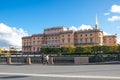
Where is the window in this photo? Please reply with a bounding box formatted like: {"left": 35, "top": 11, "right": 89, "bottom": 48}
{"left": 68, "top": 34, "right": 70, "bottom": 37}
{"left": 90, "top": 33, "right": 92, "bottom": 36}
{"left": 37, "top": 47, "right": 39, "bottom": 51}
{"left": 33, "top": 41, "right": 35, "bottom": 45}
{"left": 80, "top": 38, "right": 83, "bottom": 43}
{"left": 98, "top": 37, "right": 101, "bottom": 43}
{"left": 85, "top": 38, "right": 88, "bottom": 43}
{"left": 80, "top": 34, "right": 82, "bottom": 37}
{"left": 90, "top": 38, "right": 93, "bottom": 43}
{"left": 99, "top": 33, "right": 101, "bottom": 36}
{"left": 33, "top": 37, "right": 35, "bottom": 40}
{"left": 33, "top": 47, "right": 35, "bottom": 51}
{"left": 75, "top": 39, "right": 78, "bottom": 43}
{"left": 52, "top": 37, "right": 54, "bottom": 39}
{"left": 68, "top": 38, "right": 70, "bottom": 44}
{"left": 55, "top": 37, "right": 57, "bottom": 39}
{"left": 30, "top": 42, "right": 32, "bottom": 46}
{"left": 62, "top": 39, "right": 64, "bottom": 43}
{"left": 52, "top": 40, "right": 54, "bottom": 43}
{"left": 109, "top": 38, "right": 112, "bottom": 44}
{"left": 38, "top": 41, "right": 40, "bottom": 44}
{"left": 76, "top": 35, "right": 78, "bottom": 37}
{"left": 104, "top": 38, "right": 106, "bottom": 43}
{"left": 109, "top": 41, "right": 111, "bottom": 44}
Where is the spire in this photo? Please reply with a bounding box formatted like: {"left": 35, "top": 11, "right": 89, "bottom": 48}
{"left": 95, "top": 15, "right": 98, "bottom": 29}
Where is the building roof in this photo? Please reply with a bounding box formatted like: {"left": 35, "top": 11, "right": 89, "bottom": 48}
{"left": 75, "top": 28, "right": 103, "bottom": 34}
{"left": 44, "top": 26, "right": 65, "bottom": 31}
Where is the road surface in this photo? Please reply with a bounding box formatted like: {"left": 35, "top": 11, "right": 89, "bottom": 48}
{"left": 0, "top": 64, "right": 120, "bottom": 80}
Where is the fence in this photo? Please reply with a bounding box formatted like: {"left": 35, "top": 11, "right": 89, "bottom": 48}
{"left": 0, "top": 53, "right": 120, "bottom": 65}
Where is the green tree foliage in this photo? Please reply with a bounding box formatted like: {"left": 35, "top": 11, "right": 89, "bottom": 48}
{"left": 117, "top": 44, "right": 120, "bottom": 52}
{"left": 41, "top": 47, "right": 61, "bottom": 54}
{"left": 109, "top": 46, "right": 117, "bottom": 52}
{"left": 83, "top": 46, "right": 91, "bottom": 53}
{"left": 101, "top": 46, "right": 109, "bottom": 53}
{"left": 40, "top": 45, "right": 120, "bottom": 55}
{"left": 61, "top": 47, "right": 68, "bottom": 53}
{"left": 75, "top": 46, "right": 84, "bottom": 53}
{"left": 67, "top": 46, "right": 75, "bottom": 53}
{"left": 0, "top": 48, "right": 2, "bottom": 53}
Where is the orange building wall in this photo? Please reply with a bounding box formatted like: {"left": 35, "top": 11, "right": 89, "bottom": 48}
{"left": 22, "top": 27, "right": 117, "bottom": 53}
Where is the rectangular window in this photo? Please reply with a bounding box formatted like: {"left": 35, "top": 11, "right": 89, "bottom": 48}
{"left": 68, "top": 38, "right": 70, "bottom": 44}
{"left": 52, "top": 37, "right": 54, "bottom": 39}
{"left": 104, "top": 38, "right": 106, "bottom": 43}
{"left": 33, "top": 41, "right": 35, "bottom": 45}
{"left": 52, "top": 40, "right": 54, "bottom": 43}
{"left": 80, "top": 38, "right": 83, "bottom": 43}
{"left": 62, "top": 39, "right": 64, "bottom": 43}
{"left": 76, "top": 39, "right": 78, "bottom": 43}
{"left": 85, "top": 38, "right": 87, "bottom": 43}
{"left": 38, "top": 41, "right": 39, "bottom": 44}
{"left": 90, "top": 38, "right": 93, "bottom": 43}
{"left": 98, "top": 37, "right": 101, "bottom": 43}
{"left": 55, "top": 37, "right": 57, "bottom": 39}
{"left": 76, "top": 35, "right": 78, "bottom": 37}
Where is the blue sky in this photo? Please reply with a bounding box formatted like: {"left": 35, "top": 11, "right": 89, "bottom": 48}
{"left": 0, "top": 0, "right": 120, "bottom": 48}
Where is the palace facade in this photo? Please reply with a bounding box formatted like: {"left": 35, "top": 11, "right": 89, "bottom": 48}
{"left": 22, "top": 17, "right": 117, "bottom": 53}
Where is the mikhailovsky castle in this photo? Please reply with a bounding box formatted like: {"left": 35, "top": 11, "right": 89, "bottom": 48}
{"left": 22, "top": 16, "right": 117, "bottom": 53}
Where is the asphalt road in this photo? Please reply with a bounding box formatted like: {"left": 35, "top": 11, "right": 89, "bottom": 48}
{"left": 0, "top": 64, "right": 120, "bottom": 80}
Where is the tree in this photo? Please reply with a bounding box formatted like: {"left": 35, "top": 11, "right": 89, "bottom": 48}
{"left": 75, "top": 46, "right": 84, "bottom": 53}
{"left": 117, "top": 44, "right": 120, "bottom": 52}
{"left": 101, "top": 46, "right": 109, "bottom": 53}
{"left": 84, "top": 46, "right": 91, "bottom": 53}
{"left": 61, "top": 47, "right": 68, "bottom": 53}
{"left": 0, "top": 48, "right": 2, "bottom": 53}
{"left": 67, "top": 46, "right": 75, "bottom": 53}
{"left": 109, "top": 46, "right": 117, "bottom": 52}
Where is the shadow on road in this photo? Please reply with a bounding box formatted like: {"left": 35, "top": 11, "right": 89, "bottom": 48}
{"left": 0, "top": 75, "right": 29, "bottom": 79}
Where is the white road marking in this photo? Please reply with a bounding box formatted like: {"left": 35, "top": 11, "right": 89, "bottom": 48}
{"left": 0, "top": 72, "right": 120, "bottom": 79}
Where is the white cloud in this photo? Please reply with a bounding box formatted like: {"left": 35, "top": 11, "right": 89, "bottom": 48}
{"left": 69, "top": 26, "right": 77, "bottom": 31}
{"left": 104, "top": 13, "right": 110, "bottom": 16}
{"left": 69, "top": 24, "right": 92, "bottom": 31}
{"left": 117, "top": 37, "right": 120, "bottom": 44}
{"left": 0, "top": 23, "right": 28, "bottom": 48}
{"left": 78, "top": 24, "right": 93, "bottom": 30}
{"left": 103, "top": 32, "right": 110, "bottom": 35}
{"left": 111, "top": 5, "right": 120, "bottom": 13}
{"left": 108, "top": 16, "right": 120, "bottom": 21}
